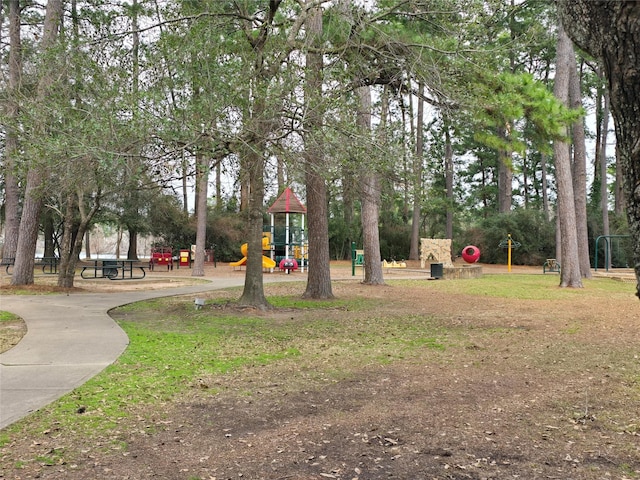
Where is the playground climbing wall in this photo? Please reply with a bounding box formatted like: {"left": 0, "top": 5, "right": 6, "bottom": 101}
{"left": 420, "top": 239, "right": 454, "bottom": 268}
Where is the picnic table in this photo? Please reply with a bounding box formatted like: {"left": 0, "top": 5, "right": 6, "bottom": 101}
{"left": 80, "top": 259, "right": 146, "bottom": 280}
{"left": 1, "top": 256, "right": 58, "bottom": 275}
{"left": 37, "top": 256, "right": 59, "bottom": 274}
{"left": 1, "top": 257, "right": 14, "bottom": 275}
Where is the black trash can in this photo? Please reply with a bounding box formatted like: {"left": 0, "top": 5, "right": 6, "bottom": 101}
{"left": 430, "top": 263, "right": 443, "bottom": 279}
{"left": 102, "top": 260, "right": 119, "bottom": 279}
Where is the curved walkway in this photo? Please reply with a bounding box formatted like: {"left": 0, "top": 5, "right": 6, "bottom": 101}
{"left": 0, "top": 277, "right": 249, "bottom": 430}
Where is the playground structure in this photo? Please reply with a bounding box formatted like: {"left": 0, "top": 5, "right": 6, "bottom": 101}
{"left": 149, "top": 245, "right": 205, "bottom": 270}
{"left": 230, "top": 187, "right": 307, "bottom": 272}
{"left": 419, "top": 239, "right": 454, "bottom": 269}
{"left": 229, "top": 235, "right": 277, "bottom": 269}
{"left": 419, "top": 238, "right": 482, "bottom": 279}
{"left": 351, "top": 243, "right": 364, "bottom": 276}
{"left": 383, "top": 259, "right": 407, "bottom": 269}
{"left": 266, "top": 187, "right": 307, "bottom": 271}
{"left": 461, "top": 245, "right": 481, "bottom": 263}
{"left": 498, "top": 234, "right": 521, "bottom": 272}
{"left": 149, "top": 246, "right": 173, "bottom": 270}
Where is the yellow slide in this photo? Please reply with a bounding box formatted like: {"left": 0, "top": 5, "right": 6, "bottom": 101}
{"left": 230, "top": 240, "right": 276, "bottom": 269}
{"left": 228, "top": 246, "right": 247, "bottom": 267}
{"left": 262, "top": 256, "right": 276, "bottom": 269}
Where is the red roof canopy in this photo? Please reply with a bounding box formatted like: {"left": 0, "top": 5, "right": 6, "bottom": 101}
{"left": 267, "top": 187, "right": 306, "bottom": 214}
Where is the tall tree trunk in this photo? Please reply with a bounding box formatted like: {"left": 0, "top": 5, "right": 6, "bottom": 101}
{"left": 57, "top": 188, "right": 100, "bottom": 288}
{"left": 127, "top": 230, "right": 138, "bottom": 260}
{"left": 57, "top": 193, "right": 77, "bottom": 288}
{"left": 553, "top": 19, "right": 583, "bottom": 289}
{"left": 601, "top": 81, "right": 624, "bottom": 217}
{"left": 555, "top": 211, "right": 562, "bottom": 266}
{"left": 115, "top": 227, "right": 122, "bottom": 259}
{"left": 277, "top": 158, "right": 286, "bottom": 192}
{"left": 238, "top": 141, "right": 268, "bottom": 308}
{"left": 2, "top": 0, "right": 22, "bottom": 264}
{"left": 11, "top": 0, "right": 63, "bottom": 285}
{"left": 239, "top": 82, "right": 250, "bottom": 215}
{"left": 182, "top": 153, "right": 189, "bottom": 214}
{"left": 236, "top": 0, "right": 291, "bottom": 307}
{"left": 237, "top": 92, "right": 269, "bottom": 308}
{"left": 594, "top": 66, "right": 605, "bottom": 189}
{"left": 42, "top": 211, "right": 55, "bottom": 258}
{"left": 409, "top": 84, "right": 424, "bottom": 261}
{"left": 501, "top": 0, "right": 515, "bottom": 215}
{"left": 13, "top": 170, "right": 45, "bottom": 286}
{"left": 337, "top": 0, "right": 356, "bottom": 259}
{"left": 614, "top": 144, "right": 625, "bottom": 216}
{"left": 85, "top": 230, "right": 91, "bottom": 259}
{"left": 541, "top": 153, "right": 550, "bottom": 222}
{"left": 559, "top": 0, "right": 640, "bottom": 298}
{"left": 569, "top": 55, "right": 592, "bottom": 278}
{"left": 358, "top": 86, "right": 384, "bottom": 285}
{"left": 192, "top": 152, "right": 209, "bottom": 277}
{"left": 599, "top": 88, "right": 612, "bottom": 269}
{"left": 401, "top": 92, "right": 413, "bottom": 226}
{"left": 342, "top": 165, "right": 356, "bottom": 258}
{"left": 216, "top": 160, "right": 222, "bottom": 211}
{"left": 239, "top": 179, "right": 249, "bottom": 213}
{"left": 522, "top": 154, "right": 529, "bottom": 209}
{"left": 127, "top": 0, "right": 141, "bottom": 265}
{"left": 497, "top": 125, "right": 513, "bottom": 213}
{"left": 444, "top": 123, "right": 454, "bottom": 241}
{"left": 361, "top": 172, "right": 383, "bottom": 284}
{"left": 303, "top": 0, "right": 333, "bottom": 299}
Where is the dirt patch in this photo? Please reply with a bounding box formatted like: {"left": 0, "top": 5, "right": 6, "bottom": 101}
{"left": 105, "top": 282, "right": 639, "bottom": 480}
{"left": 0, "top": 317, "right": 26, "bottom": 354}
{"left": 0, "top": 283, "right": 88, "bottom": 294}
{"left": 1, "top": 266, "right": 639, "bottom": 479}
{"left": 0, "top": 271, "right": 208, "bottom": 295}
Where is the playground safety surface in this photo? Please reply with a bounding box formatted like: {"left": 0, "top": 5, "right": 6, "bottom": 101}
{"left": 1, "top": 261, "right": 638, "bottom": 479}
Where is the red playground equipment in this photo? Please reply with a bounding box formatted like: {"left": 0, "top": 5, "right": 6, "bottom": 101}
{"left": 150, "top": 246, "right": 173, "bottom": 270}
{"left": 461, "top": 245, "right": 481, "bottom": 263}
{"left": 279, "top": 257, "right": 298, "bottom": 274}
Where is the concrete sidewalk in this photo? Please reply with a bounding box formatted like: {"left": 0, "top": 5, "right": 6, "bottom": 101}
{"left": 0, "top": 277, "right": 249, "bottom": 430}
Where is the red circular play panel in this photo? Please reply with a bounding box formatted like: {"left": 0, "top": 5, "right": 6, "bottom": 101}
{"left": 279, "top": 258, "right": 298, "bottom": 271}
{"left": 462, "top": 245, "right": 481, "bottom": 263}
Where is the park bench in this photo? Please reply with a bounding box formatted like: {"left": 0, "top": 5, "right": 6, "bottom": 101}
{"left": 80, "top": 260, "right": 146, "bottom": 280}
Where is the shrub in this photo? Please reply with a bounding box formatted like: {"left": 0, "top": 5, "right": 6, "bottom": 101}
{"left": 459, "top": 209, "right": 555, "bottom": 265}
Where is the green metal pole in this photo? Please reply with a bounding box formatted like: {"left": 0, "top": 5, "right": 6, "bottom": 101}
{"left": 351, "top": 241, "right": 356, "bottom": 276}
